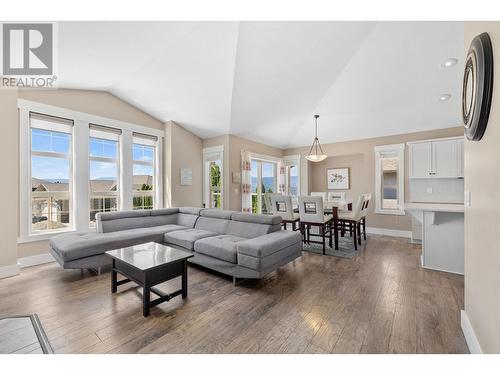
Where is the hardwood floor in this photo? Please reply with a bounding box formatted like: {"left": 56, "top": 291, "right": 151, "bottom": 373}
{"left": 0, "top": 235, "right": 468, "bottom": 354}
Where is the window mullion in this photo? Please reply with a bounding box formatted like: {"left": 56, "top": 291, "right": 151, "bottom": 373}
{"left": 121, "top": 130, "right": 134, "bottom": 211}
{"left": 73, "top": 120, "right": 89, "bottom": 231}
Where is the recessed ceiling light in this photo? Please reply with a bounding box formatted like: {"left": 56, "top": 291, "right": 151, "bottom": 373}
{"left": 439, "top": 94, "right": 452, "bottom": 101}
{"left": 441, "top": 58, "right": 458, "bottom": 68}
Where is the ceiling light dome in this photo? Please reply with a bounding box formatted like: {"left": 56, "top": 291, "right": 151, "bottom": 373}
{"left": 305, "top": 115, "right": 328, "bottom": 162}
{"left": 441, "top": 58, "right": 458, "bottom": 68}
{"left": 439, "top": 94, "right": 452, "bottom": 101}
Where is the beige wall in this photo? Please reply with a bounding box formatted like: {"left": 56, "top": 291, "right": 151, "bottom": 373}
{"left": 285, "top": 127, "right": 463, "bottom": 231}
{"left": 463, "top": 22, "right": 500, "bottom": 353}
{"left": 18, "top": 89, "right": 163, "bottom": 130}
{"left": 165, "top": 121, "right": 203, "bottom": 208}
{"left": 0, "top": 89, "right": 19, "bottom": 268}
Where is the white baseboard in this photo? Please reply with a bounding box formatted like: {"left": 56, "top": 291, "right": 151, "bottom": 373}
{"left": 18, "top": 253, "right": 55, "bottom": 269}
{"left": 366, "top": 226, "right": 412, "bottom": 238}
{"left": 461, "top": 310, "right": 483, "bottom": 354}
{"left": 0, "top": 263, "right": 20, "bottom": 279}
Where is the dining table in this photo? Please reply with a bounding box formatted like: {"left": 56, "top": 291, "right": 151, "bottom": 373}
{"left": 293, "top": 199, "right": 353, "bottom": 250}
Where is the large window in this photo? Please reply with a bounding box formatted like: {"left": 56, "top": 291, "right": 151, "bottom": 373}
{"left": 132, "top": 133, "right": 157, "bottom": 210}
{"left": 251, "top": 159, "right": 277, "bottom": 214}
{"left": 89, "top": 125, "right": 121, "bottom": 225}
{"left": 20, "top": 100, "right": 164, "bottom": 242}
{"left": 30, "top": 113, "right": 73, "bottom": 234}
{"left": 374, "top": 144, "right": 405, "bottom": 215}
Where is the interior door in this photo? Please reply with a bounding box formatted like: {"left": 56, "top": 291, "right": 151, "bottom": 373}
{"left": 410, "top": 142, "right": 431, "bottom": 177}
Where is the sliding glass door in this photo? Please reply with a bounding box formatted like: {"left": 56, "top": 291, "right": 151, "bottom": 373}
{"left": 251, "top": 159, "right": 277, "bottom": 214}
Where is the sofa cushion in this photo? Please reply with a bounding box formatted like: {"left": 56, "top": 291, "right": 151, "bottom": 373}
{"left": 96, "top": 209, "right": 180, "bottom": 232}
{"left": 231, "top": 212, "right": 282, "bottom": 225}
{"left": 50, "top": 224, "right": 189, "bottom": 262}
{"left": 195, "top": 216, "right": 229, "bottom": 234}
{"left": 200, "top": 209, "right": 235, "bottom": 219}
{"left": 179, "top": 207, "right": 203, "bottom": 215}
{"left": 164, "top": 228, "right": 218, "bottom": 250}
{"left": 225, "top": 220, "right": 278, "bottom": 239}
{"left": 194, "top": 235, "right": 245, "bottom": 264}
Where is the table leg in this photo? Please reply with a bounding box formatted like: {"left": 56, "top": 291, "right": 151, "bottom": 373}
{"left": 333, "top": 207, "right": 339, "bottom": 250}
{"left": 182, "top": 260, "right": 188, "bottom": 298}
{"left": 143, "top": 278, "right": 150, "bottom": 317}
{"left": 111, "top": 259, "right": 117, "bottom": 293}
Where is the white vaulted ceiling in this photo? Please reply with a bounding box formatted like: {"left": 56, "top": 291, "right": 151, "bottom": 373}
{"left": 58, "top": 21, "right": 464, "bottom": 148}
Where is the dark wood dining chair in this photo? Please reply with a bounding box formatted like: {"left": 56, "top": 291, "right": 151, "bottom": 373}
{"left": 298, "top": 196, "right": 333, "bottom": 255}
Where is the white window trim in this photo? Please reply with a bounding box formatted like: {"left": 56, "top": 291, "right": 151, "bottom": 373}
{"left": 18, "top": 99, "right": 165, "bottom": 243}
{"left": 374, "top": 143, "right": 405, "bottom": 216}
{"left": 89, "top": 129, "right": 120, "bottom": 226}
{"left": 283, "top": 154, "right": 301, "bottom": 196}
{"left": 203, "top": 145, "right": 224, "bottom": 209}
{"left": 132, "top": 136, "right": 158, "bottom": 210}
{"left": 250, "top": 155, "right": 279, "bottom": 214}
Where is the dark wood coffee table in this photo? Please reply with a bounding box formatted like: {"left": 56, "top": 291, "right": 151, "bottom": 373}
{"left": 106, "top": 242, "right": 193, "bottom": 317}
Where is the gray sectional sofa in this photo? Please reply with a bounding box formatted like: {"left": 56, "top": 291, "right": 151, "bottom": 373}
{"left": 49, "top": 207, "right": 302, "bottom": 281}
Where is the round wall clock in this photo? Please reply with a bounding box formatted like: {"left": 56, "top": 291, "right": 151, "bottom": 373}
{"left": 462, "top": 32, "right": 494, "bottom": 141}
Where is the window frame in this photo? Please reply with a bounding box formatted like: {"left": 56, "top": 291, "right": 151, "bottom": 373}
{"left": 250, "top": 155, "right": 278, "bottom": 214}
{"left": 283, "top": 154, "right": 301, "bottom": 197}
{"left": 374, "top": 143, "right": 405, "bottom": 215}
{"left": 18, "top": 99, "right": 164, "bottom": 243}
{"left": 132, "top": 135, "right": 157, "bottom": 210}
{"left": 203, "top": 145, "right": 224, "bottom": 209}
{"left": 89, "top": 125, "right": 121, "bottom": 226}
{"left": 29, "top": 114, "right": 74, "bottom": 236}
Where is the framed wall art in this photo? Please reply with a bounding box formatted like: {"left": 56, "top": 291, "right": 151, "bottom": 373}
{"left": 327, "top": 167, "right": 350, "bottom": 190}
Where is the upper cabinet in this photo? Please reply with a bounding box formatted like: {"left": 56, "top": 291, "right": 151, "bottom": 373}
{"left": 408, "top": 136, "right": 464, "bottom": 178}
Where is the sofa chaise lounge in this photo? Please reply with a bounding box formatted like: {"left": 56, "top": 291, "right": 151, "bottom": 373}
{"left": 49, "top": 207, "right": 303, "bottom": 282}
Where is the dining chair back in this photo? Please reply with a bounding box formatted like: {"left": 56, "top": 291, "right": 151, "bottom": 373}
{"left": 310, "top": 192, "right": 327, "bottom": 203}
{"left": 263, "top": 193, "right": 279, "bottom": 214}
{"left": 271, "top": 195, "right": 294, "bottom": 221}
{"left": 298, "top": 196, "right": 325, "bottom": 224}
{"left": 327, "top": 191, "right": 346, "bottom": 202}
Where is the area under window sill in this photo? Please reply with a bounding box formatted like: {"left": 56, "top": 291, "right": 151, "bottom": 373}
{"left": 374, "top": 209, "right": 406, "bottom": 216}
{"left": 18, "top": 229, "right": 77, "bottom": 244}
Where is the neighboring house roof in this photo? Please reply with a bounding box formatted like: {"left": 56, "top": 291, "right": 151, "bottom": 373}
{"left": 133, "top": 175, "right": 153, "bottom": 187}
{"left": 32, "top": 175, "right": 153, "bottom": 192}
{"left": 34, "top": 182, "right": 69, "bottom": 192}
{"left": 31, "top": 177, "right": 47, "bottom": 190}
{"left": 90, "top": 180, "right": 117, "bottom": 192}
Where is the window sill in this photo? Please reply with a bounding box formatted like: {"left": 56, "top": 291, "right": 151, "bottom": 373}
{"left": 374, "top": 208, "right": 406, "bottom": 216}
{"left": 18, "top": 229, "right": 77, "bottom": 244}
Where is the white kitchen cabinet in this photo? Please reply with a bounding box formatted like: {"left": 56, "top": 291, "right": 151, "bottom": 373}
{"left": 432, "top": 139, "right": 457, "bottom": 177}
{"left": 408, "top": 136, "right": 464, "bottom": 178}
{"left": 409, "top": 142, "right": 431, "bottom": 178}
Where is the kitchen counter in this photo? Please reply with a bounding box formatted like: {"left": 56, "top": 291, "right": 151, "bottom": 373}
{"left": 404, "top": 202, "right": 464, "bottom": 213}
{"left": 405, "top": 202, "right": 464, "bottom": 275}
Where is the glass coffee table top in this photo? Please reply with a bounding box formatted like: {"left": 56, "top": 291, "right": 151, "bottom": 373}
{"left": 106, "top": 242, "right": 193, "bottom": 271}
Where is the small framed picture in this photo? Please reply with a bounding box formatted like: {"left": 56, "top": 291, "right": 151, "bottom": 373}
{"left": 180, "top": 168, "right": 193, "bottom": 186}
{"left": 232, "top": 172, "right": 241, "bottom": 184}
{"left": 327, "top": 168, "right": 350, "bottom": 190}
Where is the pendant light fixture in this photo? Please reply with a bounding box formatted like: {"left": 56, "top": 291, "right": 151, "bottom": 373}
{"left": 305, "top": 115, "right": 327, "bottom": 162}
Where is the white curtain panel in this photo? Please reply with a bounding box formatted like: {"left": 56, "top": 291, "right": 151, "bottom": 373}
{"left": 278, "top": 161, "right": 287, "bottom": 195}
{"left": 241, "top": 150, "right": 252, "bottom": 212}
